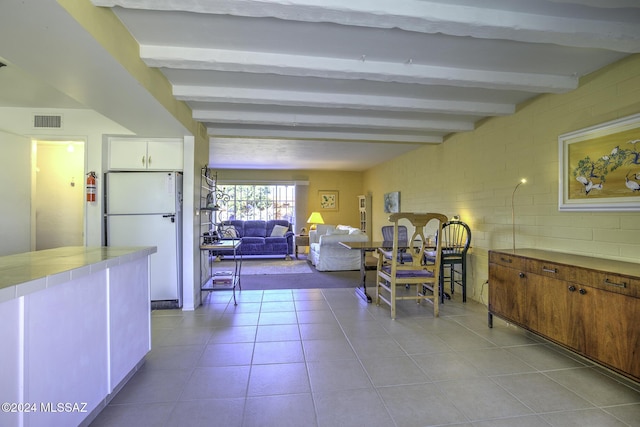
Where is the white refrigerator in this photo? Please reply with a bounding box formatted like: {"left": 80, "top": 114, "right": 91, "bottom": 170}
{"left": 105, "top": 171, "right": 183, "bottom": 308}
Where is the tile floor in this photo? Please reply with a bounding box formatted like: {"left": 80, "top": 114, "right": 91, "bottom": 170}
{"left": 90, "top": 287, "right": 640, "bottom": 427}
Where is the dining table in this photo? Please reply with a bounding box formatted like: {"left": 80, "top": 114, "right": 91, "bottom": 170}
{"left": 338, "top": 240, "right": 425, "bottom": 303}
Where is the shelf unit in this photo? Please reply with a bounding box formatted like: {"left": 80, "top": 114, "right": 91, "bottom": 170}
{"left": 357, "top": 194, "right": 372, "bottom": 236}
{"left": 199, "top": 166, "right": 241, "bottom": 305}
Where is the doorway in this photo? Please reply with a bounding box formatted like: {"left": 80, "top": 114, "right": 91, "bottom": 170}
{"left": 33, "top": 140, "right": 85, "bottom": 250}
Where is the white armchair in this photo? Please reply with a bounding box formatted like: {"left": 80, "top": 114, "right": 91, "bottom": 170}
{"left": 309, "top": 224, "right": 369, "bottom": 271}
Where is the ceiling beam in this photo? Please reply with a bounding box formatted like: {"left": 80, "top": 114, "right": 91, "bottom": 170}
{"left": 207, "top": 127, "right": 444, "bottom": 144}
{"left": 173, "top": 85, "right": 515, "bottom": 116}
{"left": 194, "top": 109, "right": 474, "bottom": 132}
{"left": 142, "top": 46, "right": 577, "bottom": 93}
{"left": 93, "top": 0, "right": 640, "bottom": 52}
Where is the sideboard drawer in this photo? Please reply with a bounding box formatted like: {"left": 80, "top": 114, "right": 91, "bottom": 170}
{"left": 527, "top": 259, "right": 576, "bottom": 282}
{"left": 576, "top": 270, "right": 640, "bottom": 298}
{"left": 489, "top": 251, "right": 525, "bottom": 270}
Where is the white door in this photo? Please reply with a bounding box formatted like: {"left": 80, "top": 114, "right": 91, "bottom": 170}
{"left": 107, "top": 215, "right": 178, "bottom": 301}
{"left": 35, "top": 141, "right": 85, "bottom": 250}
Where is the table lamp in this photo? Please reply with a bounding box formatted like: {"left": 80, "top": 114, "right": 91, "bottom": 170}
{"left": 307, "top": 211, "right": 325, "bottom": 231}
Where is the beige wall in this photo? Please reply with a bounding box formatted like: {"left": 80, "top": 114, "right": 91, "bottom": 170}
{"left": 216, "top": 169, "right": 365, "bottom": 228}
{"left": 363, "top": 54, "right": 640, "bottom": 305}
{"left": 0, "top": 130, "right": 31, "bottom": 256}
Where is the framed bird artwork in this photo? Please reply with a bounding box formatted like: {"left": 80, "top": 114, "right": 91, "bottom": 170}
{"left": 558, "top": 112, "right": 640, "bottom": 211}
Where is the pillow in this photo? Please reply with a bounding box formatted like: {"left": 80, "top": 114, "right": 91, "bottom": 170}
{"left": 270, "top": 224, "right": 289, "bottom": 237}
{"left": 220, "top": 225, "right": 238, "bottom": 238}
{"left": 349, "top": 228, "right": 362, "bottom": 235}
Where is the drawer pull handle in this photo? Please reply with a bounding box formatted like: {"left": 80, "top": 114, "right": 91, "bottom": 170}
{"left": 603, "top": 278, "right": 627, "bottom": 288}
{"left": 542, "top": 267, "right": 558, "bottom": 274}
{"left": 500, "top": 257, "right": 512, "bottom": 263}
{"left": 568, "top": 285, "right": 576, "bottom": 292}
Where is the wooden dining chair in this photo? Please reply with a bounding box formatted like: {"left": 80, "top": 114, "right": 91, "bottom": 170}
{"left": 376, "top": 212, "right": 447, "bottom": 319}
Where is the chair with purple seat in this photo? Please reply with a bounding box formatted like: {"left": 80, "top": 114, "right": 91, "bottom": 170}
{"left": 376, "top": 212, "right": 447, "bottom": 319}
{"left": 381, "top": 225, "right": 413, "bottom": 264}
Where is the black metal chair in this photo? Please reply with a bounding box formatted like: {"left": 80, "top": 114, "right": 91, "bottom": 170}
{"left": 424, "top": 221, "right": 471, "bottom": 302}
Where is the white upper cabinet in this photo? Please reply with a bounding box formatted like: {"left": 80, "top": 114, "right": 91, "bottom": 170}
{"left": 108, "top": 138, "right": 183, "bottom": 171}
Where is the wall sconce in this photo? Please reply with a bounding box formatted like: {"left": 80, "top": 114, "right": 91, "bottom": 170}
{"left": 306, "top": 212, "right": 325, "bottom": 231}
{"left": 512, "top": 178, "right": 527, "bottom": 253}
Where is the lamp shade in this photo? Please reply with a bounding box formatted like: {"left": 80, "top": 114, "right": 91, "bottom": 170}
{"left": 306, "top": 212, "right": 325, "bottom": 225}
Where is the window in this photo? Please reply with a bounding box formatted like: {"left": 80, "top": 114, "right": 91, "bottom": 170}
{"left": 216, "top": 184, "right": 295, "bottom": 224}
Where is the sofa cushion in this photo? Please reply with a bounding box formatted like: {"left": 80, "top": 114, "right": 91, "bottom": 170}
{"left": 223, "top": 220, "right": 246, "bottom": 238}
{"left": 241, "top": 236, "right": 265, "bottom": 245}
{"left": 264, "top": 237, "right": 289, "bottom": 251}
{"left": 336, "top": 224, "right": 362, "bottom": 234}
{"left": 220, "top": 225, "right": 238, "bottom": 238}
{"left": 270, "top": 224, "right": 289, "bottom": 237}
{"left": 240, "top": 241, "right": 266, "bottom": 254}
{"left": 244, "top": 220, "right": 267, "bottom": 238}
{"left": 266, "top": 220, "right": 291, "bottom": 235}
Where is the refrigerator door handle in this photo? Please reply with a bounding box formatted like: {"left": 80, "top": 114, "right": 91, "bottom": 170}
{"left": 162, "top": 214, "right": 176, "bottom": 223}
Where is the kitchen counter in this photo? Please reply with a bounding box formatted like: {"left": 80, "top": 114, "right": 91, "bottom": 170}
{"left": 0, "top": 246, "right": 156, "bottom": 427}
{"left": 0, "top": 246, "right": 156, "bottom": 301}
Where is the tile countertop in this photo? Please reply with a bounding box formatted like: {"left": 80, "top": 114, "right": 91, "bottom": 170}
{"left": 0, "top": 246, "right": 157, "bottom": 303}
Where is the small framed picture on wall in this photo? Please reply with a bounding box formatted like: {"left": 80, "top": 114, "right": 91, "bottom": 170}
{"left": 319, "top": 190, "right": 338, "bottom": 211}
{"left": 384, "top": 191, "right": 401, "bottom": 213}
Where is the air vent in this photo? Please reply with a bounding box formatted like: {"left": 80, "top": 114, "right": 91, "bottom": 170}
{"left": 33, "top": 114, "right": 62, "bottom": 129}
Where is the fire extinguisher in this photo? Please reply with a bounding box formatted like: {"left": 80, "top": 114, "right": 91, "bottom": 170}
{"left": 86, "top": 172, "right": 97, "bottom": 202}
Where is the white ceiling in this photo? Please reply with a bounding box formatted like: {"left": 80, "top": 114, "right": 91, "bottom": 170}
{"left": 2, "top": 0, "right": 640, "bottom": 170}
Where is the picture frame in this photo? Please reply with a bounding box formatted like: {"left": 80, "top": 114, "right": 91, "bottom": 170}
{"left": 319, "top": 190, "right": 338, "bottom": 211}
{"left": 384, "top": 191, "right": 401, "bottom": 213}
{"left": 558, "top": 113, "right": 640, "bottom": 211}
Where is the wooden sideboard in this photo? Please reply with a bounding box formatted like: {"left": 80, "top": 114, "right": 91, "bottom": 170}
{"left": 488, "top": 248, "right": 640, "bottom": 382}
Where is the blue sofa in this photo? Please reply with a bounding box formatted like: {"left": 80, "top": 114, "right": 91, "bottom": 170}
{"left": 218, "top": 220, "right": 294, "bottom": 258}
